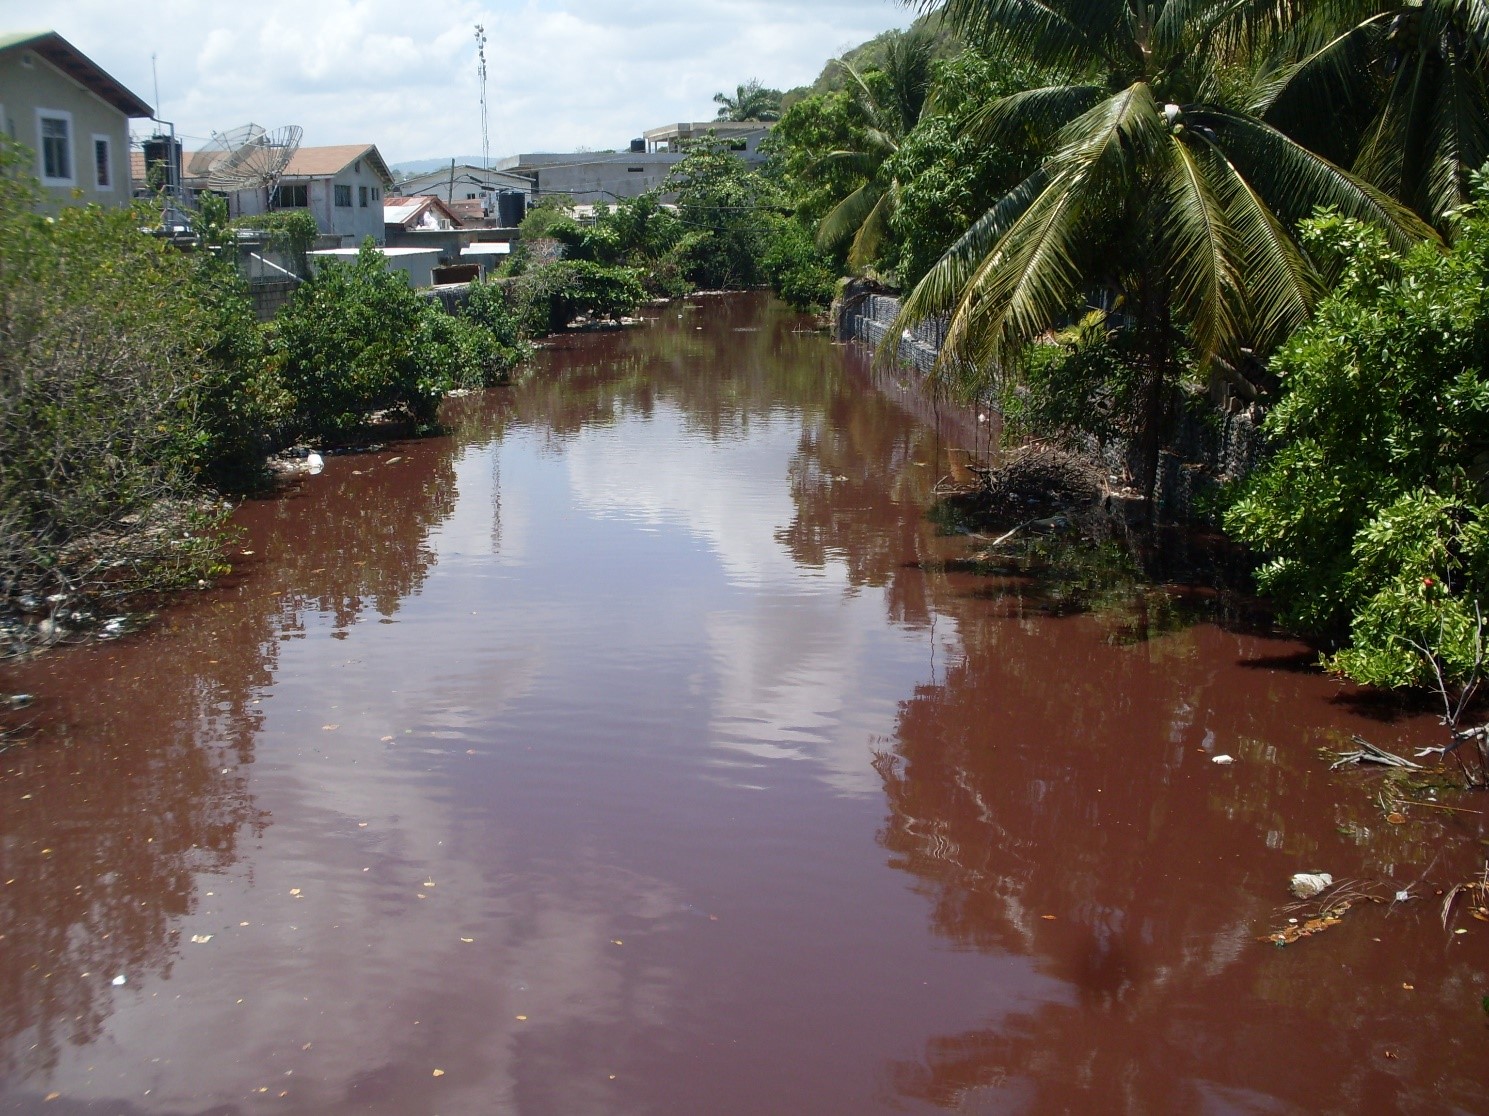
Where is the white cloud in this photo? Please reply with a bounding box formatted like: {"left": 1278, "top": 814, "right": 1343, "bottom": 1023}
{"left": 8, "top": 0, "right": 910, "bottom": 163}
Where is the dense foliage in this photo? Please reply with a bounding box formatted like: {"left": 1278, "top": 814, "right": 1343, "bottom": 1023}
{"left": 0, "top": 140, "right": 230, "bottom": 620}
{"left": 270, "top": 243, "right": 519, "bottom": 438}
{"left": 1225, "top": 191, "right": 1489, "bottom": 691}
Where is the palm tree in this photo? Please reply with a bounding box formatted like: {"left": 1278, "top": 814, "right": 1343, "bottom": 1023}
{"left": 897, "top": 0, "right": 1436, "bottom": 505}
{"left": 713, "top": 79, "right": 783, "bottom": 122}
{"left": 1256, "top": 0, "right": 1489, "bottom": 232}
{"left": 815, "top": 30, "right": 937, "bottom": 271}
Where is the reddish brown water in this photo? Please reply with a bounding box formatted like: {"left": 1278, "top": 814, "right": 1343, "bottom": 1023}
{"left": 1, "top": 293, "right": 1485, "bottom": 1115}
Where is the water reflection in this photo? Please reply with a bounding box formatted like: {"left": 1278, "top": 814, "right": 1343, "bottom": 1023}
{"left": 0, "top": 437, "right": 462, "bottom": 1088}
{"left": 874, "top": 578, "right": 1485, "bottom": 1111}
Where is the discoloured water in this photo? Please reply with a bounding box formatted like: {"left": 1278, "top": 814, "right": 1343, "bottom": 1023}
{"left": 1, "top": 294, "right": 1484, "bottom": 1114}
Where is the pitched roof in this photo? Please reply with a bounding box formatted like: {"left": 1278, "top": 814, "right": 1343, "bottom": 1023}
{"left": 383, "top": 194, "right": 460, "bottom": 227}
{"left": 281, "top": 144, "right": 393, "bottom": 182}
{"left": 0, "top": 31, "right": 152, "bottom": 117}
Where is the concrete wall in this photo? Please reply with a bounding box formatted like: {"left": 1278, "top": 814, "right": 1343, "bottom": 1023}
{"left": 249, "top": 277, "right": 299, "bottom": 321}
{"left": 0, "top": 49, "right": 132, "bottom": 211}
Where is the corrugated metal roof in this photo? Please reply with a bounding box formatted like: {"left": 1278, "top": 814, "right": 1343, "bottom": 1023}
{"left": 0, "top": 31, "right": 153, "bottom": 117}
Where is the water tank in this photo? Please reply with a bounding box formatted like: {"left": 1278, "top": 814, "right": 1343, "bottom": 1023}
{"left": 629, "top": 138, "right": 645, "bottom": 153}
{"left": 496, "top": 190, "right": 526, "bottom": 228}
{"left": 141, "top": 135, "right": 182, "bottom": 191}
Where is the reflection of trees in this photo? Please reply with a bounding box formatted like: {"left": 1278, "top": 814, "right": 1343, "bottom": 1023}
{"left": 0, "top": 433, "right": 460, "bottom": 1078}
{"left": 874, "top": 590, "right": 1476, "bottom": 1109}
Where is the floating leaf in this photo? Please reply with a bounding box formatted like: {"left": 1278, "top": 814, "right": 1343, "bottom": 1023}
{"left": 432, "top": 1068, "right": 445, "bottom": 1077}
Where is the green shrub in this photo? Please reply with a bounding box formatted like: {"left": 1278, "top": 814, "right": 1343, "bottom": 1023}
{"left": 511, "top": 260, "right": 647, "bottom": 335}
{"left": 1224, "top": 190, "right": 1489, "bottom": 692}
{"left": 269, "top": 242, "right": 444, "bottom": 437}
{"left": 761, "top": 217, "right": 837, "bottom": 311}
{"left": 0, "top": 138, "right": 229, "bottom": 617}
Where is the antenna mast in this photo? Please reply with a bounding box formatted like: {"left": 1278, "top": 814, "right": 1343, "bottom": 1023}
{"left": 474, "top": 24, "right": 489, "bottom": 170}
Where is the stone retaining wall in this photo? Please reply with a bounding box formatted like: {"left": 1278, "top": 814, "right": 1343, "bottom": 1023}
{"left": 832, "top": 281, "right": 1266, "bottom": 521}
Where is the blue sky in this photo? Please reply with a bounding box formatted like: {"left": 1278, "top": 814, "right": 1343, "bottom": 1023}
{"left": 5, "top": 1, "right": 912, "bottom": 165}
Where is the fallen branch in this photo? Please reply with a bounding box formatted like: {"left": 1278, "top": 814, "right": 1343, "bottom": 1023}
{"left": 1328, "top": 735, "right": 1424, "bottom": 771}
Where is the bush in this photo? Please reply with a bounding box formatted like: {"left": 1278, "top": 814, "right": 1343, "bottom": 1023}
{"left": 269, "top": 243, "right": 445, "bottom": 437}
{"left": 511, "top": 260, "right": 647, "bottom": 335}
{"left": 761, "top": 216, "right": 838, "bottom": 311}
{"left": 1224, "top": 191, "right": 1489, "bottom": 692}
{"left": 0, "top": 138, "right": 229, "bottom": 621}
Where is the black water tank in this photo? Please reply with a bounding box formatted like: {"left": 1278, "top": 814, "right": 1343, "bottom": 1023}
{"left": 496, "top": 190, "right": 526, "bottom": 228}
{"left": 630, "top": 138, "right": 645, "bottom": 153}
{"left": 142, "top": 135, "right": 182, "bottom": 190}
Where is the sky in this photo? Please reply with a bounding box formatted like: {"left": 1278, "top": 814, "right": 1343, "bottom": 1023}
{"left": 6, "top": 0, "right": 913, "bottom": 167}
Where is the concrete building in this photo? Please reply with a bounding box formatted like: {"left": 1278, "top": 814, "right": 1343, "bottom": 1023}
{"left": 198, "top": 144, "right": 395, "bottom": 247}
{"left": 642, "top": 120, "right": 771, "bottom": 155}
{"left": 492, "top": 122, "right": 772, "bottom": 204}
{"left": 491, "top": 150, "right": 683, "bottom": 203}
{"left": 0, "top": 30, "right": 152, "bottom": 211}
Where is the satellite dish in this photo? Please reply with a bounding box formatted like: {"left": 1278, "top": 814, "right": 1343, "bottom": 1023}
{"left": 207, "top": 125, "right": 303, "bottom": 195}
{"left": 187, "top": 123, "right": 266, "bottom": 181}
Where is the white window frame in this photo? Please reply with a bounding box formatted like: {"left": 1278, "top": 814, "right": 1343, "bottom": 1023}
{"left": 91, "top": 133, "right": 114, "bottom": 191}
{"left": 37, "top": 108, "right": 75, "bottom": 187}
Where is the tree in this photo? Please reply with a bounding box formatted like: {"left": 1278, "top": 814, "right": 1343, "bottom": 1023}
{"left": 664, "top": 141, "right": 782, "bottom": 289}
{"left": 1258, "top": 0, "right": 1489, "bottom": 233}
{"left": 814, "top": 30, "right": 937, "bottom": 273}
{"left": 1224, "top": 185, "right": 1489, "bottom": 703}
{"left": 713, "top": 79, "right": 783, "bottom": 122}
{"left": 897, "top": 0, "right": 1435, "bottom": 505}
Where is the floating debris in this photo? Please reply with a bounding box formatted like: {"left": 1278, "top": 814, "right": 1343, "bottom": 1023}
{"left": 1290, "top": 872, "right": 1333, "bottom": 899}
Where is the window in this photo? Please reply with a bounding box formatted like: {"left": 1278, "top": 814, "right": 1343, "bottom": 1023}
{"left": 37, "top": 110, "right": 73, "bottom": 185}
{"left": 92, "top": 135, "right": 112, "bottom": 190}
{"left": 359, "top": 185, "right": 368, "bottom": 208}
{"left": 372, "top": 187, "right": 380, "bottom": 200}
{"left": 334, "top": 184, "right": 352, "bottom": 207}
{"left": 274, "top": 183, "right": 309, "bottom": 208}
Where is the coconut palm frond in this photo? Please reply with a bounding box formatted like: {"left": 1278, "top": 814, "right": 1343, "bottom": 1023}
{"left": 1049, "top": 82, "right": 1166, "bottom": 186}
{"left": 1254, "top": 18, "right": 1386, "bottom": 165}
{"left": 1198, "top": 133, "right": 1321, "bottom": 351}
{"left": 847, "top": 184, "right": 899, "bottom": 270}
{"left": 1203, "top": 107, "right": 1440, "bottom": 251}
{"left": 963, "top": 83, "right": 1106, "bottom": 147}
{"left": 896, "top": 167, "right": 1053, "bottom": 328}
{"left": 1158, "top": 135, "right": 1244, "bottom": 362}
{"left": 817, "top": 183, "right": 886, "bottom": 252}
{"left": 913, "top": 0, "right": 1106, "bottom": 71}
{"left": 1419, "top": 52, "right": 1489, "bottom": 226}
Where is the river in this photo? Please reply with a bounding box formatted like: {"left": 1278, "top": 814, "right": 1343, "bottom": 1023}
{"left": 1, "top": 292, "right": 1484, "bottom": 1114}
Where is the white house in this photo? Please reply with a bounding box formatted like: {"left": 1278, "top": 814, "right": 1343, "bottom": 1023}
{"left": 208, "top": 143, "right": 395, "bottom": 246}
{"left": 0, "top": 30, "right": 152, "bottom": 211}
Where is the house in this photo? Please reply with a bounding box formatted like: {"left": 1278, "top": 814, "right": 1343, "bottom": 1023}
{"left": 196, "top": 143, "right": 395, "bottom": 247}
{"left": 394, "top": 163, "right": 533, "bottom": 209}
{"left": 384, "top": 194, "right": 461, "bottom": 233}
{"left": 0, "top": 30, "right": 152, "bottom": 211}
